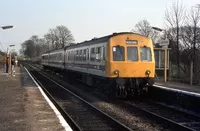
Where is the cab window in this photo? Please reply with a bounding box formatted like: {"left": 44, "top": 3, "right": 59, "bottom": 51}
{"left": 127, "top": 47, "right": 138, "bottom": 61}
{"left": 113, "top": 46, "right": 124, "bottom": 61}
{"left": 140, "top": 47, "right": 152, "bottom": 61}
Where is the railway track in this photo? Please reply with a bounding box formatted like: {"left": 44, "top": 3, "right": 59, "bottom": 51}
{"left": 26, "top": 65, "right": 132, "bottom": 131}
{"left": 122, "top": 98, "right": 200, "bottom": 131}
{"left": 26, "top": 63, "right": 200, "bottom": 131}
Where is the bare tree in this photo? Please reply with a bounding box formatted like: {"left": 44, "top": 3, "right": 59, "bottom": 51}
{"left": 20, "top": 35, "right": 47, "bottom": 59}
{"left": 20, "top": 25, "right": 75, "bottom": 60}
{"left": 44, "top": 25, "right": 75, "bottom": 50}
{"left": 165, "top": 0, "right": 186, "bottom": 77}
{"left": 181, "top": 5, "right": 200, "bottom": 81}
{"left": 30, "top": 35, "right": 39, "bottom": 44}
{"left": 189, "top": 6, "right": 200, "bottom": 77}
{"left": 55, "top": 25, "right": 75, "bottom": 48}
{"left": 132, "top": 19, "right": 159, "bottom": 44}
{"left": 29, "top": 35, "right": 46, "bottom": 57}
{"left": 21, "top": 40, "right": 35, "bottom": 58}
{"left": 44, "top": 29, "right": 58, "bottom": 50}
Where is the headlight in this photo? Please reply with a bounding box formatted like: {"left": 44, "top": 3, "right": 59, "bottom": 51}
{"left": 146, "top": 70, "right": 151, "bottom": 75}
{"left": 113, "top": 69, "right": 119, "bottom": 75}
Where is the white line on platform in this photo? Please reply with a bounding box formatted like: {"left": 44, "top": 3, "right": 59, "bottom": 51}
{"left": 24, "top": 66, "right": 73, "bottom": 131}
{"left": 154, "top": 84, "right": 200, "bottom": 97}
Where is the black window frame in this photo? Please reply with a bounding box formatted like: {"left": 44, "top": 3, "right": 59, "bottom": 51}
{"left": 96, "top": 47, "right": 101, "bottom": 62}
{"left": 112, "top": 45, "right": 125, "bottom": 61}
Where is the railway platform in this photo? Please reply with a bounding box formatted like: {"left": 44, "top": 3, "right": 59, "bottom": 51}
{"left": 0, "top": 65, "right": 72, "bottom": 131}
{"left": 155, "top": 78, "right": 200, "bottom": 94}
{"left": 148, "top": 78, "right": 200, "bottom": 115}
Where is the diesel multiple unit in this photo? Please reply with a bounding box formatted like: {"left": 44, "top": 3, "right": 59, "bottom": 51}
{"left": 41, "top": 32, "right": 155, "bottom": 97}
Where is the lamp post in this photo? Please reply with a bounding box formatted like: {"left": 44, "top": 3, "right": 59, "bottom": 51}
{"left": 152, "top": 26, "right": 169, "bottom": 83}
{"left": 6, "top": 45, "right": 15, "bottom": 73}
{"left": 0, "top": 25, "right": 14, "bottom": 73}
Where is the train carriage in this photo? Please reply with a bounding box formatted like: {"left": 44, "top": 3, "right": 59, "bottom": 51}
{"left": 41, "top": 53, "right": 49, "bottom": 68}
{"left": 42, "top": 48, "right": 65, "bottom": 72}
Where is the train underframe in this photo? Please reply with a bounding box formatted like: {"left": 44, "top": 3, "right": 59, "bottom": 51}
{"left": 43, "top": 65, "right": 155, "bottom": 97}
{"left": 115, "top": 77, "right": 155, "bottom": 97}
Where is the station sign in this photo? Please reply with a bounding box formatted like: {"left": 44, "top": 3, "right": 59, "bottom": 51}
{"left": 126, "top": 40, "right": 138, "bottom": 44}
{"left": 159, "top": 39, "right": 169, "bottom": 46}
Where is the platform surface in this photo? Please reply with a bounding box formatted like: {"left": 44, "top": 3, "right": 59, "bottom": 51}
{"left": 0, "top": 65, "right": 69, "bottom": 131}
{"left": 155, "top": 79, "right": 200, "bottom": 94}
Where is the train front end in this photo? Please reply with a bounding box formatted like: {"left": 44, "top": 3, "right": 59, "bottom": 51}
{"left": 106, "top": 33, "right": 155, "bottom": 96}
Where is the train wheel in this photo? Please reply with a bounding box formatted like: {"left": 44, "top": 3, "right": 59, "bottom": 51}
{"left": 116, "top": 85, "right": 127, "bottom": 98}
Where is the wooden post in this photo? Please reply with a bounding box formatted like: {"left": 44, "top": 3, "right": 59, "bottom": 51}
{"left": 9, "top": 53, "right": 11, "bottom": 73}
{"left": 164, "top": 48, "right": 167, "bottom": 82}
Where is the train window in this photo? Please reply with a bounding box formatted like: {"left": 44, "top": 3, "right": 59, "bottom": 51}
{"left": 127, "top": 47, "right": 138, "bottom": 61}
{"left": 140, "top": 47, "right": 152, "bottom": 61}
{"left": 69, "top": 51, "right": 71, "bottom": 61}
{"left": 58, "top": 53, "right": 62, "bottom": 60}
{"left": 71, "top": 51, "right": 73, "bottom": 61}
{"left": 52, "top": 54, "right": 54, "bottom": 60}
{"left": 72, "top": 51, "right": 74, "bottom": 61}
{"left": 102, "top": 46, "right": 105, "bottom": 61}
{"left": 83, "top": 49, "right": 86, "bottom": 61}
{"left": 77, "top": 50, "right": 80, "bottom": 61}
{"left": 65, "top": 52, "right": 67, "bottom": 61}
{"left": 76, "top": 50, "right": 78, "bottom": 61}
{"left": 90, "top": 48, "right": 95, "bottom": 61}
{"left": 73, "top": 51, "right": 76, "bottom": 61}
{"left": 68, "top": 51, "right": 70, "bottom": 61}
{"left": 67, "top": 52, "right": 70, "bottom": 61}
{"left": 79, "top": 50, "right": 82, "bottom": 61}
{"left": 54, "top": 54, "right": 56, "bottom": 60}
{"left": 96, "top": 47, "right": 101, "bottom": 62}
{"left": 87, "top": 48, "right": 89, "bottom": 61}
{"left": 113, "top": 46, "right": 124, "bottom": 61}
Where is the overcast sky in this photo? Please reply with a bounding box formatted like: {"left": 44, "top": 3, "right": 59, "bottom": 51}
{"left": 0, "top": 0, "right": 199, "bottom": 53}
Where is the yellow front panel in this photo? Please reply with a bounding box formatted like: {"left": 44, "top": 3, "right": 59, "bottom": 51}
{"left": 105, "top": 34, "right": 155, "bottom": 78}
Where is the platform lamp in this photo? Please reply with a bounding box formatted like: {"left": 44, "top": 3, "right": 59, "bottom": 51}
{"left": 1, "top": 25, "right": 13, "bottom": 30}
{"left": 152, "top": 27, "right": 163, "bottom": 32}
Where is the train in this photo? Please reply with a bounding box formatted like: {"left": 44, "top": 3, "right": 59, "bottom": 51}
{"left": 41, "top": 32, "right": 155, "bottom": 97}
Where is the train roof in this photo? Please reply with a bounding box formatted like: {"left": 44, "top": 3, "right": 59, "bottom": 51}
{"left": 66, "top": 32, "right": 146, "bottom": 49}
{"left": 42, "top": 32, "right": 148, "bottom": 55}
